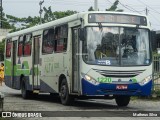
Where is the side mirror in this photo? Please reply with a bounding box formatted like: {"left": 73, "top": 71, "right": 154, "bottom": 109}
{"left": 78, "top": 28, "right": 86, "bottom": 41}
{"left": 151, "top": 31, "right": 157, "bottom": 51}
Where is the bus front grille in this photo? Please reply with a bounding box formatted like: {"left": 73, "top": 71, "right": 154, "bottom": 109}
{"left": 93, "top": 69, "right": 145, "bottom": 78}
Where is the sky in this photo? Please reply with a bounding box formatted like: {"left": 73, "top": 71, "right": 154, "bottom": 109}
{"left": 2, "top": 0, "right": 160, "bottom": 30}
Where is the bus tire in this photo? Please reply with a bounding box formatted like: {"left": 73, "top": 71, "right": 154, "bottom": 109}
{"left": 59, "top": 78, "right": 73, "bottom": 105}
{"left": 21, "top": 77, "right": 32, "bottom": 99}
{"left": 115, "top": 95, "right": 130, "bottom": 107}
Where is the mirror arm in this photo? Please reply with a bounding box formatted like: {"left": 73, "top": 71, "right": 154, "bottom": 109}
{"left": 80, "top": 18, "right": 84, "bottom": 28}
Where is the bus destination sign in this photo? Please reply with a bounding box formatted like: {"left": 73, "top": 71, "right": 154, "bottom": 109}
{"left": 88, "top": 14, "right": 147, "bottom": 26}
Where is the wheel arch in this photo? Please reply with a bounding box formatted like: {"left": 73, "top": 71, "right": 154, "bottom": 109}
{"left": 58, "top": 74, "right": 70, "bottom": 92}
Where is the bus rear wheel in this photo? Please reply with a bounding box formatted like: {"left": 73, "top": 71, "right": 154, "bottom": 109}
{"left": 59, "top": 78, "right": 73, "bottom": 105}
{"left": 21, "top": 77, "right": 32, "bottom": 99}
{"left": 115, "top": 95, "right": 130, "bottom": 107}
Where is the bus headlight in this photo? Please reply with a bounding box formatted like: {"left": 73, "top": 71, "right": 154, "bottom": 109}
{"left": 139, "top": 75, "right": 152, "bottom": 86}
{"left": 81, "top": 73, "right": 99, "bottom": 85}
{"left": 85, "top": 74, "right": 92, "bottom": 81}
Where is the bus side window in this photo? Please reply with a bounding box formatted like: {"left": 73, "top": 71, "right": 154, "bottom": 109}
{"left": 18, "top": 36, "right": 23, "bottom": 56}
{"left": 24, "top": 34, "right": 32, "bottom": 56}
{"left": 42, "top": 28, "right": 54, "bottom": 54}
{"left": 6, "top": 40, "right": 12, "bottom": 58}
{"left": 54, "top": 24, "right": 68, "bottom": 52}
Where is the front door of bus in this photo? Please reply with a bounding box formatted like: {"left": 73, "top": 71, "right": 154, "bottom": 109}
{"left": 33, "top": 36, "right": 40, "bottom": 89}
{"left": 72, "top": 28, "right": 80, "bottom": 92}
{"left": 12, "top": 40, "right": 17, "bottom": 88}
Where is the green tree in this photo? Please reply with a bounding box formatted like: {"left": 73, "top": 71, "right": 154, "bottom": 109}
{"left": 5, "top": 7, "right": 77, "bottom": 32}
{"left": 43, "top": 6, "right": 55, "bottom": 22}
{"left": 106, "top": 0, "right": 123, "bottom": 12}
{"left": 0, "top": 39, "right": 5, "bottom": 61}
{"left": 24, "top": 16, "right": 40, "bottom": 28}
{"left": 6, "top": 14, "right": 40, "bottom": 32}
{"left": 53, "top": 10, "right": 77, "bottom": 20}
{"left": 88, "top": 0, "right": 123, "bottom": 12}
{"left": 88, "top": 6, "right": 94, "bottom": 11}
{"left": 0, "top": 6, "right": 14, "bottom": 29}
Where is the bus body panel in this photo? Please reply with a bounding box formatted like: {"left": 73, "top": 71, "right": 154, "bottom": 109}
{"left": 81, "top": 78, "right": 152, "bottom": 96}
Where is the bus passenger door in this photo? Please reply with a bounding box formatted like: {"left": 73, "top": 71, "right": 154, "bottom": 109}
{"left": 32, "top": 36, "right": 41, "bottom": 89}
{"left": 72, "top": 28, "right": 80, "bottom": 93}
{"left": 12, "top": 40, "right": 17, "bottom": 88}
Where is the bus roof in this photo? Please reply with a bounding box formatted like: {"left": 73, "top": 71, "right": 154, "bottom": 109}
{"left": 6, "top": 11, "right": 147, "bottom": 38}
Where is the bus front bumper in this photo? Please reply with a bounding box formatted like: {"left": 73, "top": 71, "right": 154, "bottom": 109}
{"left": 81, "top": 78, "right": 152, "bottom": 96}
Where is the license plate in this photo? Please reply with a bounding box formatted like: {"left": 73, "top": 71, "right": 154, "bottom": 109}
{"left": 116, "top": 85, "right": 128, "bottom": 90}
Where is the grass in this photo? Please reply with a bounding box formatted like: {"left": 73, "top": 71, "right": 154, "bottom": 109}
{"left": 130, "top": 93, "right": 160, "bottom": 101}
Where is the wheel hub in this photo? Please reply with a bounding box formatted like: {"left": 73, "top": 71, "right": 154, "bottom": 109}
{"left": 61, "top": 85, "right": 67, "bottom": 99}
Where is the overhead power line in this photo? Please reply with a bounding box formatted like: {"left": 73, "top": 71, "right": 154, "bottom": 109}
{"left": 106, "top": 0, "right": 145, "bottom": 14}
{"left": 137, "top": 0, "right": 160, "bottom": 15}
{"left": 119, "top": 2, "right": 144, "bottom": 14}
{"left": 125, "top": 5, "right": 145, "bottom": 13}
{"left": 3, "top": 0, "right": 109, "bottom": 8}
{"left": 105, "top": 0, "right": 112, "bottom": 4}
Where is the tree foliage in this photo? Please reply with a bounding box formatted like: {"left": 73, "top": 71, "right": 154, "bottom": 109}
{"left": 88, "top": 6, "right": 94, "bottom": 11}
{"left": 0, "top": 6, "right": 14, "bottom": 29}
{"left": 3, "top": 6, "right": 77, "bottom": 32}
{"left": 43, "top": 6, "right": 55, "bottom": 22}
{"left": 88, "top": 0, "right": 123, "bottom": 12}
{"left": 106, "top": 0, "right": 123, "bottom": 12}
{"left": 53, "top": 10, "right": 77, "bottom": 19}
{"left": 0, "top": 39, "right": 5, "bottom": 61}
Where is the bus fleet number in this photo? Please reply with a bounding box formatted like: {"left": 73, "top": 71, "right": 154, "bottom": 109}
{"left": 97, "top": 77, "right": 112, "bottom": 83}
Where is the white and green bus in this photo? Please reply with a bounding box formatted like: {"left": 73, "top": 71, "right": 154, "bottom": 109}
{"left": 4, "top": 11, "right": 153, "bottom": 106}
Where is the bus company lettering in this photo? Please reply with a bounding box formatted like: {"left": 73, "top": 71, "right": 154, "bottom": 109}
{"left": 44, "top": 57, "right": 54, "bottom": 62}
{"left": 45, "top": 63, "right": 59, "bottom": 73}
{"left": 45, "top": 63, "right": 54, "bottom": 73}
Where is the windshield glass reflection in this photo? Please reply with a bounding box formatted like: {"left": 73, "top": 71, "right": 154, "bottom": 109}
{"left": 83, "top": 27, "right": 150, "bottom": 66}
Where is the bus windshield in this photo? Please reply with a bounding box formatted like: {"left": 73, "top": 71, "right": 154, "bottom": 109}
{"left": 82, "top": 27, "right": 150, "bottom": 66}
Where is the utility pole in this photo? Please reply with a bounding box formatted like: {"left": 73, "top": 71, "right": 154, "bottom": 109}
{"left": 94, "top": 0, "right": 98, "bottom": 11}
{"left": 0, "top": 0, "right": 2, "bottom": 28}
{"left": 39, "top": 0, "right": 44, "bottom": 24}
{"left": 145, "top": 7, "right": 149, "bottom": 16}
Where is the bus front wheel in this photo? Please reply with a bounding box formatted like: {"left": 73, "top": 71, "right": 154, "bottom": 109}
{"left": 115, "top": 95, "right": 130, "bottom": 107}
{"left": 59, "top": 78, "right": 73, "bottom": 105}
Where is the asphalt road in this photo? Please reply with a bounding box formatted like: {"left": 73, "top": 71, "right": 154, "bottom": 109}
{"left": 0, "top": 82, "right": 160, "bottom": 120}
